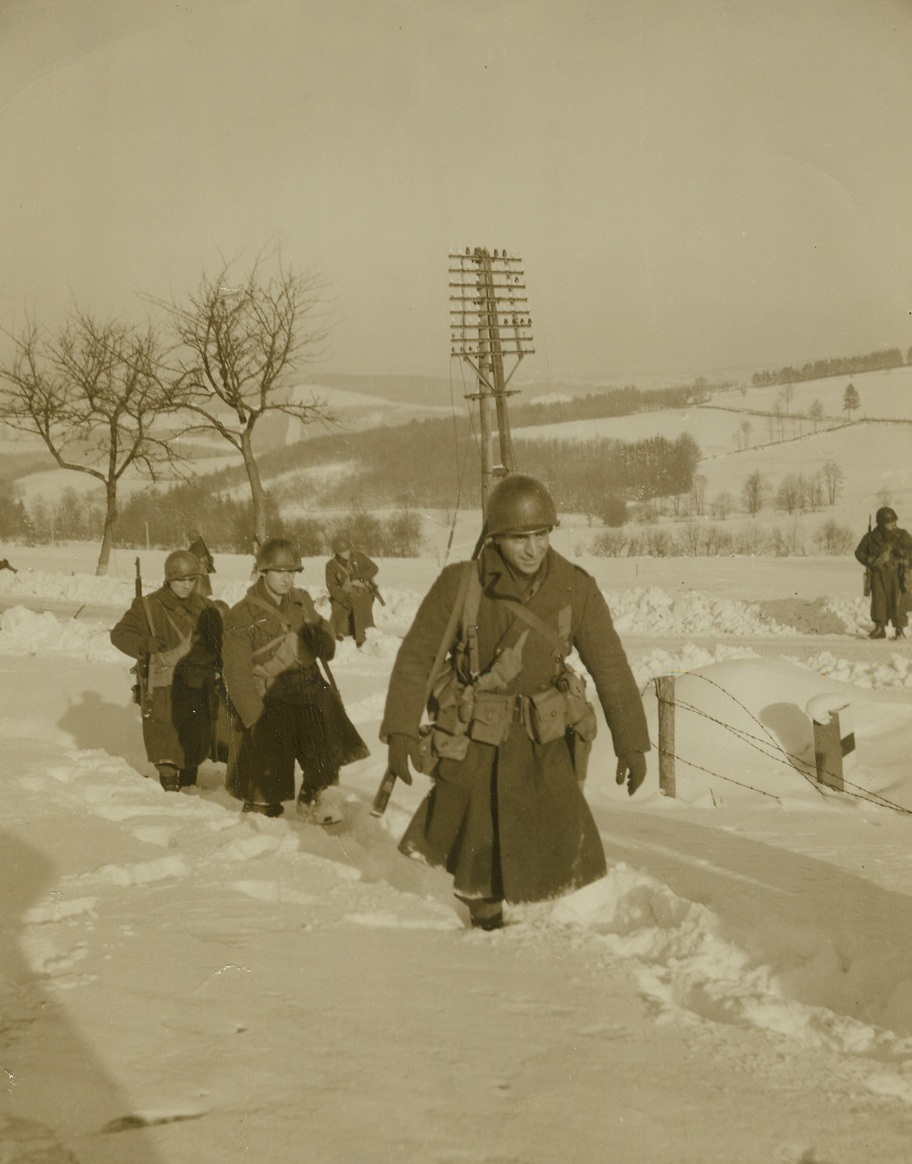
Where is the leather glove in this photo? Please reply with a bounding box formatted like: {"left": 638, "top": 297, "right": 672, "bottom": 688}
{"left": 387, "top": 734, "right": 414, "bottom": 785}
{"left": 616, "top": 752, "right": 647, "bottom": 796}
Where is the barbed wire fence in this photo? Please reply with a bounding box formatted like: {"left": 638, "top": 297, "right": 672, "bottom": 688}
{"left": 646, "top": 671, "right": 912, "bottom": 816}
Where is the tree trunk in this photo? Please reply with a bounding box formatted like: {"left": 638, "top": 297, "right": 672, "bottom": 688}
{"left": 96, "top": 483, "right": 118, "bottom": 576}
{"left": 241, "top": 428, "right": 267, "bottom": 545}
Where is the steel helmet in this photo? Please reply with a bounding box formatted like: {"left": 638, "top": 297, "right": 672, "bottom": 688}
{"left": 255, "top": 537, "right": 302, "bottom": 571}
{"left": 876, "top": 506, "right": 898, "bottom": 527}
{"left": 164, "top": 549, "right": 202, "bottom": 581}
{"left": 331, "top": 534, "right": 352, "bottom": 554}
{"left": 485, "top": 474, "right": 558, "bottom": 538}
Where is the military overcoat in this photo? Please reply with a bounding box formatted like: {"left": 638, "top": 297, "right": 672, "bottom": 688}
{"left": 326, "top": 550, "right": 379, "bottom": 643}
{"left": 855, "top": 525, "right": 912, "bottom": 628}
{"left": 221, "top": 578, "right": 368, "bottom": 804}
{"left": 111, "top": 585, "right": 220, "bottom": 770}
{"left": 380, "top": 546, "right": 650, "bottom": 904}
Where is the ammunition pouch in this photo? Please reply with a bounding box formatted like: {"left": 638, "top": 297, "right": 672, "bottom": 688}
{"left": 408, "top": 722, "right": 470, "bottom": 776}
{"left": 527, "top": 687, "right": 568, "bottom": 744}
{"left": 468, "top": 692, "right": 517, "bottom": 746}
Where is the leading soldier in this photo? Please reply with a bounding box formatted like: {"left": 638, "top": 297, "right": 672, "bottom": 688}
{"left": 380, "top": 474, "right": 650, "bottom": 931}
{"left": 111, "top": 549, "right": 221, "bottom": 791}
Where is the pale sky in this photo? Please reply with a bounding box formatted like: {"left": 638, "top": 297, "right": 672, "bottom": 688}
{"left": 2, "top": 0, "right": 911, "bottom": 384}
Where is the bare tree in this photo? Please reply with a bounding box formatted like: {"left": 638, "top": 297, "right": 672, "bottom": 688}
{"left": 775, "top": 473, "right": 806, "bottom": 515}
{"left": 739, "top": 418, "right": 752, "bottom": 449}
{"left": 808, "top": 398, "right": 824, "bottom": 432}
{"left": 742, "top": 470, "right": 767, "bottom": 516}
{"left": 0, "top": 311, "right": 182, "bottom": 573}
{"left": 162, "top": 254, "right": 334, "bottom": 543}
{"left": 821, "top": 460, "right": 844, "bottom": 505}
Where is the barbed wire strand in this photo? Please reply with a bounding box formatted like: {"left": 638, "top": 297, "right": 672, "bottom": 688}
{"left": 647, "top": 673, "right": 912, "bottom": 815}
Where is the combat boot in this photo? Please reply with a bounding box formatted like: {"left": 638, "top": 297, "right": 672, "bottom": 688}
{"left": 296, "top": 787, "right": 343, "bottom": 825}
{"left": 242, "top": 801, "right": 284, "bottom": 817}
{"left": 869, "top": 624, "right": 887, "bottom": 639}
{"left": 895, "top": 628, "right": 906, "bottom": 639}
{"left": 467, "top": 899, "right": 504, "bottom": 931}
{"left": 156, "top": 764, "right": 180, "bottom": 792}
{"left": 179, "top": 767, "right": 198, "bottom": 787}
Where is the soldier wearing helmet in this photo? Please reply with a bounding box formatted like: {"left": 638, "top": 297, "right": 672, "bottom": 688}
{"left": 855, "top": 506, "right": 912, "bottom": 639}
{"left": 111, "top": 549, "right": 221, "bottom": 791}
{"left": 380, "top": 473, "right": 650, "bottom": 931}
{"left": 221, "top": 537, "right": 368, "bottom": 820}
{"left": 325, "top": 534, "right": 380, "bottom": 647}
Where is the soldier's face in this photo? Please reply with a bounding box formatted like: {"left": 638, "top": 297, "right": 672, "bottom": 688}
{"left": 263, "top": 568, "right": 297, "bottom": 600}
{"left": 169, "top": 576, "right": 198, "bottom": 599}
{"left": 496, "top": 529, "right": 550, "bottom": 577}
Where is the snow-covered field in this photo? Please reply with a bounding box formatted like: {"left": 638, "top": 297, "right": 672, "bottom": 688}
{"left": 4, "top": 545, "right": 912, "bottom": 1162}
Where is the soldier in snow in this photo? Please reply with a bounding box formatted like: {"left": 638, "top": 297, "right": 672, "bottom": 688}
{"left": 221, "top": 537, "right": 368, "bottom": 821}
{"left": 855, "top": 506, "right": 912, "bottom": 639}
{"left": 380, "top": 474, "right": 650, "bottom": 931}
{"left": 325, "top": 536, "right": 380, "bottom": 647}
{"left": 111, "top": 549, "right": 221, "bottom": 791}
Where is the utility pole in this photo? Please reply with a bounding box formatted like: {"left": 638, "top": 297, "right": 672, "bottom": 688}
{"left": 448, "top": 248, "right": 535, "bottom": 514}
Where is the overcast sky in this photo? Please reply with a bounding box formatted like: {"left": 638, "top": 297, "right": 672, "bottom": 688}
{"left": 2, "top": 0, "right": 911, "bottom": 385}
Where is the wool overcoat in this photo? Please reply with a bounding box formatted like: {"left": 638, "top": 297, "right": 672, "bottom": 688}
{"left": 111, "top": 585, "right": 220, "bottom": 770}
{"left": 326, "top": 550, "right": 379, "bottom": 643}
{"left": 221, "top": 578, "right": 368, "bottom": 804}
{"left": 380, "top": 546, "right": 650, "bottom": 904}
{"left": 855, "top": 525, "right": 912, "bottom": 628}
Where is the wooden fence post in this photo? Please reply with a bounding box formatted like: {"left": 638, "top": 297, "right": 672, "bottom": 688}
{"left": 656, "top": 675, "right": 676, "bottom": 798}
{"left": 813, "top": 710, "right": 854, "bottom": 792}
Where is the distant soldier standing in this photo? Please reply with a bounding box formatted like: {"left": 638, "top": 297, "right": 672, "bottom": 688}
{"left": 326, "top": 537, "right": 380, "bottom": 647}
{"left": 222, "top": 538, "right": 368, "bottom": 821}
{"left": 380, "top": 474, "right": 650, "bottom": 931}
{"left": 111, "top": 549, "right": 221, "bottom": 791}
{"left": 855, "top": 506, "right": 912, "bottom": 639}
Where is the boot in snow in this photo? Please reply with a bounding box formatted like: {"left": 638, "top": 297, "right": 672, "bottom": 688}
{"left": 296, "top": 787, "right": 343, "bottom": 825}
{"left": 869, "top": 624, "right": 887, "bottom": 639}
{"left": 156, "top": 764, "right": 180, "bottom": 792}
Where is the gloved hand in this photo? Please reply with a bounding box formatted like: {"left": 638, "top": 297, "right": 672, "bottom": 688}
{"left": 387, "top": 734, "right": 414, "bottom": 785}
{"left": 874, "top": 551, "right": 892, "bottom": 567}
{"left": 616, "top": 752, "right": 647, "bottom": 796}
{"left": 142, "top": 636, "right": 166, "bottom": 655}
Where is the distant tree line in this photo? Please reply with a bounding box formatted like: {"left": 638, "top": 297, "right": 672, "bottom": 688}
{"left": 590, "top": 519, "right": 854, "bottom": 559}
{"left": 507, "top": 379, "right": 710, "bottom": 429}
{"left": 0, "top": 478, "right": 423, "bottom": 559}
{"left": 751, "top": 347, "right": 905, "bottom": 387}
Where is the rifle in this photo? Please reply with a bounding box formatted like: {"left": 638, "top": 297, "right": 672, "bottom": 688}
{"left": 370, "top": 768, "right": 398, "bottom": 817}
{"left": 863, "top": 514, "right": 872, "bottom": 597}
{"left": 366, "top": 578, "right": 385, "bottom": 607}
{"left": 131, "top": 557, "right": 153, "bottom": 717}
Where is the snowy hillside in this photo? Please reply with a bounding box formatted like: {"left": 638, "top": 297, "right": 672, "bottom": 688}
{"left": 4, "top": 546, "right": 912, "bottom": 1162}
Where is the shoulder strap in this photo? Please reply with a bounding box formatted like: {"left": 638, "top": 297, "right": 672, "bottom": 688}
{"left": 141, "top": 596, "right": 156, "bottom": 637}
{"left": 423, "top": 561, "right": 476, "bottom": 705}
{"left": 508, "top": 601, "right": 569, "bottom": 657}
{"left": 246, "top": 591, "right": 292, "bottom": 632}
